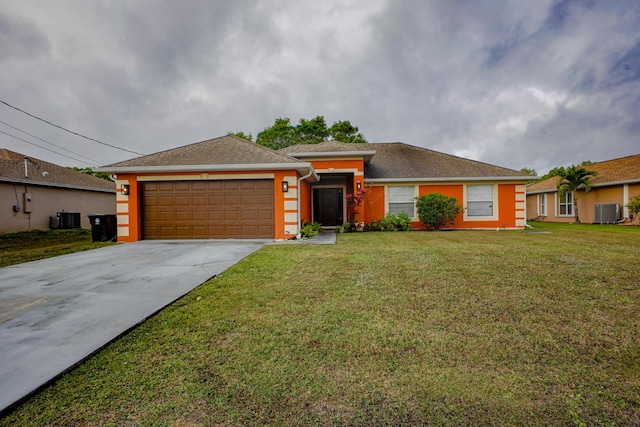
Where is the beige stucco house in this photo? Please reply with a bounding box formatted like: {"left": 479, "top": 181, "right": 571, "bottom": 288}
{"left": 526, "top": 153, "right": 640, "bottom": 224}
{"left": 0, "top": 149, "right": 116, "bottom": 234}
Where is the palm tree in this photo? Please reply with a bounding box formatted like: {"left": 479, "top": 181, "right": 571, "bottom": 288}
{"left": 556, "top": 165, "right": 597, "bottom": 223}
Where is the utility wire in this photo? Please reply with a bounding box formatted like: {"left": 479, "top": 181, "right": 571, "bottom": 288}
{"left": 0, "top": 99, "right": 145, "bottom": 156}
{"left": 0, "top": 129, "right": 94, "bottom": 166}
{"left": 0, "top": 119, "right": 101, "bottom": 164}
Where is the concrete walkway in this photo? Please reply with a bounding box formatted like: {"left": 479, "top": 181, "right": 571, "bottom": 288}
{"left": 0, "top": 240, "right": 268, "bottom": 412}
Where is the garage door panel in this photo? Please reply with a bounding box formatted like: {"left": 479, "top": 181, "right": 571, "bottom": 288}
{"left": 160, "top": 211, "right": 175, "bottom": 221}
{"left": 225, "top": 194, "right": 240, "bottom": 205}
{"left": 258, "top": 211, "right": 274, "bottom": 220}
{"left": 242, "top": 211, "right": 257, "bottom": 220}
{"left": 192, "top": 211, "right": 206, "bottom": 221}
{"left": 160, "top": 196, "right": 174, "bottom": 206}
{"left": 257, "top": 194, "right": 273, "bottom": 204}
{"left": 256, "top": 180, "right": 272, "bottom": 190}
{"left": 209, "top": 211, "right": 223, "bottom": 221}
{"left": 143, "top": 180, "right": 274, "bottom": 239}
{"left": 160, "top": 227, "right": 176, "bottom": 237}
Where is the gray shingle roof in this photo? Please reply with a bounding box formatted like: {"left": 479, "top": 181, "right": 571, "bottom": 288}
{"left": 278, "top": 140, "right": 372, "bottom": 154}
{"left": 0, "top": 149, "right": 116, "bottom": 192}
{"left": 103, "top": 135, "right": 305, "bottom": 169}
{"left": 363, "top": 142, "right": 530, "bottom": 179}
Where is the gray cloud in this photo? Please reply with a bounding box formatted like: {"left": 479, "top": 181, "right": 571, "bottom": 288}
{"left": 0, "top": 0, "right": 638, "bottom": 175}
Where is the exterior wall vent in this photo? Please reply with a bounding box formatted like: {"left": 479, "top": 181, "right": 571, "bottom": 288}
{"left": 594, "top": 204, "right": 620, "bottom": 224}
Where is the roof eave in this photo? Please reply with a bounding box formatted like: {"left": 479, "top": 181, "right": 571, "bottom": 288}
{"left": 365, "top": 176, "right": 532, "bottom": 183}
{"left": 0, "top": 177, "right": 116, "bottom": 193}
{"left": 96, "top": 162, "right": 314, "bottom": 174}
{"left": 527, "top": 177, "right": 640, "bottom": 194}
{"left": 288, "top": 151, "right": 376, "bottom": 163}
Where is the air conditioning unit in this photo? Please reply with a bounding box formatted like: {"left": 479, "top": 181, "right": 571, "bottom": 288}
{"left": 57, "top": 212, "right": 81, "bottom": 229}
{"left": 594, "top": 204, "right": 620, "bottom": 224}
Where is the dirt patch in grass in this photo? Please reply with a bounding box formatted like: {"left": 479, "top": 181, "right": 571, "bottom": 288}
{"left": 1, "top": 223, "right": 639, "bottom": 425}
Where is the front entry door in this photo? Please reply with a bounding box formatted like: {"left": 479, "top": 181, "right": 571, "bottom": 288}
{"left": 313, "top": 188, "right": 344, "bottom": 226}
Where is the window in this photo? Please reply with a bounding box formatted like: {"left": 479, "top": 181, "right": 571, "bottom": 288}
{"left": 466, "top": 185, "right": 494, "bottom": 217}
{"left": 559, "top": 192, "right": 573, "bottom": 216}
{"left": 538, "top": 194, "right": 547, "bottom": 216}
{"left": 388, "top": 186, "right": 415, "bottom": 217}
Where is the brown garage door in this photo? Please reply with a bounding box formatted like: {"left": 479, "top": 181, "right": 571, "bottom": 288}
{"left": 142, "top": 180, "right": 274, "bottom": 239}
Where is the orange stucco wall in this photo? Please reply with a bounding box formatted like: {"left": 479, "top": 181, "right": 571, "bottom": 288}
{"left": 305, "top": 157, "right": 366, "bottom": 225}
{"left": 363, "top": 182, "right": 525, "bottom": 230}
{"left": 115, "top": 170, "right": 301, "bottom": 242}
{"left": 309, "top": 159, "right": 364, "bottom": 172}
{"left": 299, "top": 179, "right": 312, "bottom": 225}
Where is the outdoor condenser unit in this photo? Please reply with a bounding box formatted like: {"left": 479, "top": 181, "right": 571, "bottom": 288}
{"left": 57, "top": 212, "right": 81, "bottom": 229}
{"left": 594, "top": 204, "right": 620, "bottom": 224}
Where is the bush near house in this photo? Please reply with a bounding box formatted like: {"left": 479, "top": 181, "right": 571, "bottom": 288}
{"left": 627, "top": 195, "right": 640, "bottom": 224}
{"left": 366, "top": 213, "right": 412, "bottom": 231}
{"left": 416, "top": 193, "right": 463, "bottom": 230}
{"left": 299, "top": 221, "right": 322, "bottom": 238}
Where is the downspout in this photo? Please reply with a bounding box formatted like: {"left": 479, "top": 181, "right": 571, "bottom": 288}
{"left": 296, "top": 169, "right": 314, "bottom": 239}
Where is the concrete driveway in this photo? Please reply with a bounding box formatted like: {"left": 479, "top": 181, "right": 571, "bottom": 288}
{"left": 0, "top": 239, "right": 267, "bottom": 412}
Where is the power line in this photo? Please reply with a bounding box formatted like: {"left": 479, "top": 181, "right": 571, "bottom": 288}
{"left": 0, "top": 129, "right": 94, "bottom": 166}
{"left": 0, "top": 119, "right": 101, "bottom": 164}
{"left": 0, "top": 99, "right": 145, "bottom": 156}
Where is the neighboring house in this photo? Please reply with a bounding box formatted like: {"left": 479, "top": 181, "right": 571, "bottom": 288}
{"left": 526, "top": 153, "right": 640, "bottom": 224}
{"left": 0, "top": 149, "right": 116, "bottom": 234}
{"left": 97, "top": 135, "right": 532, "bottom": 242}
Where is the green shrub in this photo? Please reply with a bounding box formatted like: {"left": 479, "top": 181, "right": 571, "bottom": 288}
{"left": 366, "top": 213, "right": 412, "bottom": 231}
{"left": 627, "top": 195, "right": 640, "bottom": 223}
{"left": 416, "top": 193, "right": 463, "bottom": 230}
{"left": 299, "top": 222, "right": 322, "bottom": 238}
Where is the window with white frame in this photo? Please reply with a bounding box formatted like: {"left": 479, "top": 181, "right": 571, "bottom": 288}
{"left": 388, "top": 186, "right": 415, "bottom": 217}
{"left": 466, "top": 184, "right": 494, "bottom": 217}
{"left": 558, "top": 191, "right": 573, "bottom": 216}
{"left": 538, "top": 194, "right": 547, "bottom": 216}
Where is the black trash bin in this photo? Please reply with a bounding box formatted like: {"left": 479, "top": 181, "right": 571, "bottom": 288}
{"left": 88, "top": 214, "right": 117, "bottom": 242}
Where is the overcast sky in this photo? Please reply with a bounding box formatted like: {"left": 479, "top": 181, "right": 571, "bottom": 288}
{"left": 1, "top": 0, "right": 638, "bottom": 174}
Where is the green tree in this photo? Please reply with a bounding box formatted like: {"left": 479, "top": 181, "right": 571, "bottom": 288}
{"left": 298, "top": 116, "right": 330, "bottom": 144}
{"left": 68, "top": 167, "right": 113, "bottom": 181}
{"left": 329, "top": 120, "right": 366, "bottom": 143}
{"left": 520, "top": 167, "right": 537, "bottom": 176}
{"left": 556, "top": 165, "right": 597, "bottom": 223}
{"left": 228, "top": 131, "right": 253, "bottom": 141}
{"left": 416, "top": 193, "right": 463, "bottom": 230}
{"left": 256, "top": 118, "right": 297, "bottom": 150}
{"left": 256, "top": 116, "right": 366, "bottom": 149}
{"left": 626, "top": 195, "right": 640, "bottom": 224}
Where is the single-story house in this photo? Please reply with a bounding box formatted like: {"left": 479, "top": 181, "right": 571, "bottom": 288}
{"left": 0, "top": 148, "right": 116, "bottom": 234}
{"left": 96, "top": 135, "right": 532, "bottom": 241}
{"left": 526, "top": 153, "right": 640, "bottom": 224}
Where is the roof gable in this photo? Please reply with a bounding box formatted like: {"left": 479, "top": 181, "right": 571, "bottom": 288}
{"left": 527, "top": 153, "right": 640, "bottom": 193}
{"left": 362, "top": 142, "right": 530, "bottom": 180}
{"left": 103, "top": 135, "right": 304, "bottom": 169}
{"left": 0, "top": 148, "right": 115, "bottom": 192}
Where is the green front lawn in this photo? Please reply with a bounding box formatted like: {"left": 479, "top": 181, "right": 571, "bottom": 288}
{"left": 2, "top": 223, "right": 639, "bottom": 425}
{"left": 0, "top": 229, "right": 115, "bottom": 268}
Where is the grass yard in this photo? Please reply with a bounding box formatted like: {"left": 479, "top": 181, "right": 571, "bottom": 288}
{"left": 0, "top": 229, "right": 114, "bottom": 268}
{"left": 1, "top": 223, "right": 639, "bottom": 425}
